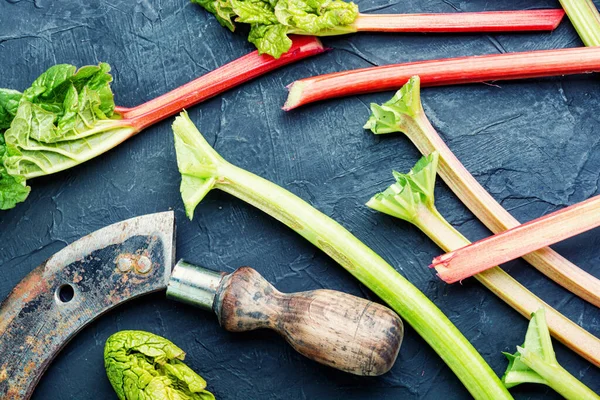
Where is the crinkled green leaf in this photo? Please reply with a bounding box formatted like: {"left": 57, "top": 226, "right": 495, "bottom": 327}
{"left": 104, "top": 330, "right": 215, "bottom": 400}
{"left": 366, "top": 152, "right": 439, "bottom": 222}
{"left": 501, "top": 308, "right": 555, "bottom": 388}
{"left": 0, "top": 89, "right": 22, "bottom": 131}
{"left": 23, "top": 64, "right": 77, "bottom": 110}
{"left": 231, "top": 0, "right": 278, "bottom": 24}
{"left": 0, "top": 62, "right": 131, "bottom": 210}
{"left": 16, "top": 62, "right": 116, "bottom": 143}
{"left": 0, "top": 134, "right": 30, "bottom": 210}
{"left": 0, "top": 89, "right": 29, "bottom": 210}
{"left": 3, "top": 99, "right": 134, "bottom": 179}
{"left": 364, "top": 76, "right": 423, "bottom": 135}
{"left": 248, "top": 23, "right": 293, "bottom": 58}
{"left": 275, "top": 0, "right": 357, "bottom": 34}
{"left": 1, "top": 62, "right": 134, "bottom": 183}
{"left": 191, "top": 0, "right": 358, "bottom": 57}
{"left": 191, "top": 0, "right": 237, "bottom": 31}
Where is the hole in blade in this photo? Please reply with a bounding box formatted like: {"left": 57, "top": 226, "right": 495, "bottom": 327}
{"left": 56, "top": 284, "right": 75, "bottom": 303}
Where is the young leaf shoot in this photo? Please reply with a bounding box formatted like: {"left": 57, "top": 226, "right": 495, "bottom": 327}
{"left": 502, "top": 308, "right": 599, "bottom": 399}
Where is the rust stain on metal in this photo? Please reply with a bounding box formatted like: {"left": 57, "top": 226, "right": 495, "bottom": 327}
{"left": 23, "top": 362, "right": 36, "bottom": 376}
{"left": 0, "top": 364, "right": 8, "bottom": 382}
{"left": 11, "top": 270, "right": 49, "bottom": 304}
{"left": 72, "top": 273, "right": 83, "bottom": 284}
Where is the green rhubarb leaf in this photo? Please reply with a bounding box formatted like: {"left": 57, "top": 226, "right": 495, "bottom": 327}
{"left": 366, "top": 152, "right": 439, "bottom": 222}
{"left": 0, "top": 134, "right": 30, "bottom": 210}
{"left": 231, "top": 0, "right": 278, "bottom": 24}
{"left": 23, "top": 64, "right": 77, "bottom": 111}
{"left": 0, "top": 89, "right": 22, "bottom": 131}
{"left": 248, "top": 23, "right": 293, "bottom": 58}
{"left": 105, "top": 330, "right": 215, "bottom": 400}
{"left": 191, "top": 0, "right": 357, "bottom": 57}
{"left": 274, "top": 0, "right": 357, "bottom": 34}
{"left": 1, "top": 62, "right": 135, "bottom": 186}
{"left": 502, "top": 307, "right": 555, "bottom": 388}
{"left": 364, "top": 75, "right": 424, "bottom": 135}
{"left": 18, "top": 62, "right": 116, "bottom": 143}
{"left": 173, "top": 111, "right": 224, "bottom": 219}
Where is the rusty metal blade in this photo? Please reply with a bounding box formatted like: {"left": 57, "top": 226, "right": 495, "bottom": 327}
{"left": 0, "top": 211, "right": 175, "bottom": 399}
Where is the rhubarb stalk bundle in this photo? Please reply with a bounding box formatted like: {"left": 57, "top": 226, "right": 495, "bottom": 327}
{"left": 367, "top": 152, "right": 600, "bottom": 366}
{"left": 362, "top": 76, "right": 600, "bottom": 308}
{"left": 0, "top": 36, "right": 324, "bottom": 210}
{"left": 171, "top": 111, "right": 513, "bottom": 399}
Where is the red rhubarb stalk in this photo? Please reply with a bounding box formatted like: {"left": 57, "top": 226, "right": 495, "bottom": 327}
{"left": 353, "top": 9, "right": 564, "bottom": 33}
{"left": 283, "top": 46, "right": 600, "bottom": 110}
{"left": 116, "top": 35, "right": 324, "bottom": 130}
{"left": 433, "top": 195, "right": 600, "bottom": 283}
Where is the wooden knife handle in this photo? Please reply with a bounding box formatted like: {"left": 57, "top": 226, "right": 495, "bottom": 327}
{"left": 213, "top": 267, "right": 403, "bottom": 376}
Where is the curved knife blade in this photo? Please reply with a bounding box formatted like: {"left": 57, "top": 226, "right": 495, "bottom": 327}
{"left": 0, "top": 211, "right": 175, "bottom": 399}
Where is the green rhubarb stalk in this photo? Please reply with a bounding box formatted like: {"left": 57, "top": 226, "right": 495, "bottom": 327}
{"left": 559, "top": 0, "right": 600, "bottom": 46}
{"left": 502, "top": 308, "right": 599, "bottom": 399}
{"left": 366, "top": 152, "right": 600, "bottom": 366}
{"left": 363, "top": 76, "right": 600, "bottom": 309}
{"left": 172, "top": 111, "right": 512, "bottom": 399}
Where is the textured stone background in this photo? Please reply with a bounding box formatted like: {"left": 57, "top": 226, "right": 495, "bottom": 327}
{"left": 0, "top": 0, "right": 599, "bottom": 398}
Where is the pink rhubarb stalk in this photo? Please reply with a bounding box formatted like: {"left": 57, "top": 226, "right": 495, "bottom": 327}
{"left": 116, "top": 35, "right": 325, "bottom": 130}
{"left": 283, "top": 46, "right": 600, "bottom": 110}
{"left": 433, "top": 195, "right": 600, "bottom": 283}
{"left": 353, "top": 9, "right": 564, "bottom": 33}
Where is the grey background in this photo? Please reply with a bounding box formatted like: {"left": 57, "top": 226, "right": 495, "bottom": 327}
{"left": 1, "top": 0, "right": 599, "bottom": 398}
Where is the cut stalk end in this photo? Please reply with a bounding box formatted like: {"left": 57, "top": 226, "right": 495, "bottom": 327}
{"left": 283, "top": 81, "right": 307, "bottom": 110}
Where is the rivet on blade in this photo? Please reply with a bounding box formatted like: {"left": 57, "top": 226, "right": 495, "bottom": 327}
{"left": 117, "top": 256, "right": 133, "bottom": 272}
{"left": 136, "top": 256, "right": 152, "bottom": 274}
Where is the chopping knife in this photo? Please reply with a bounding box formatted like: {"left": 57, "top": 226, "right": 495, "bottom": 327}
{"left": 0, "top": 211, "right": 403, "bottom": 399}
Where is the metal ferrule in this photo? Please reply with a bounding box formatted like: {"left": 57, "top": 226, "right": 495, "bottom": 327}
{"left": 166, "top": 260, "right": 225, "bottom": 311}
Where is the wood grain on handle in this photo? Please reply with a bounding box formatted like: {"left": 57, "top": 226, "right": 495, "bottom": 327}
{"left": 213, "top": 267, "right": 404, "bottom": 376}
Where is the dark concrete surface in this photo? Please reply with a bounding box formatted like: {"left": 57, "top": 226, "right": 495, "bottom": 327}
{"left": 0, "top": 0, "right": 599, "bottom": 398}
